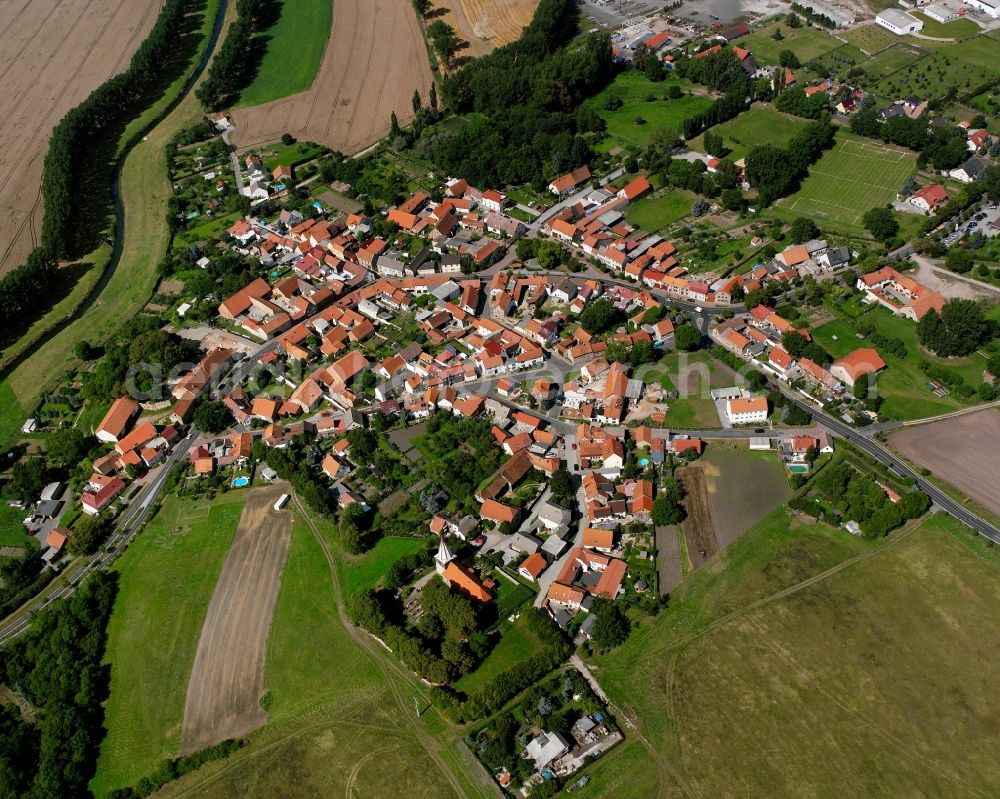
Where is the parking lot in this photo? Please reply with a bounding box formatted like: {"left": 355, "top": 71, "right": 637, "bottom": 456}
{"left": 942, "top": 201, "right": 1000, "bottom": 246}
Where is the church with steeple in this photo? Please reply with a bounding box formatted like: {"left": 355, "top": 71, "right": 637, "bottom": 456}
{"left": 433, "top": 534, "right": 493, "bottom": 602}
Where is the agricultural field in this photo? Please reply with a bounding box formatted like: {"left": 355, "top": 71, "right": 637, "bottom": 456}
{"left": 583, "top": 72, "right": 713, "bottom": 151}
{"left": 156, "top": 505, "right": 495, "bottom": 799}
{"left": 775, "top": 132, "right": 916, "bottom": 232}
{"left": 180, "top": 485, "right": 292, "bottom": 754}
{"left": 589, "top": 510, "right": 1000, "bottom": 796}
{"left": 431, "top": 0, "right": 540, "bottom": 59}
{"left": 739, "top": 20, "right": 842, "bottom": 65}
{"left": 625, "top": 189, "right": 694, "bottom": 232}
{"left": 0, "top": 0, "right": 160, "bottom": 274}
{"left": 690, "top": 105, "right": 808, "bottom": 162}
{"left": 236, "top": 0, "right": 332, "bottom": 107}
{"left": 92, "top": 492, "right": 244, "bottom": 795}
{"left": 1, "top": 2, "right": 229, "bottom": 408}
{"left": 810, "top": 305, "right": 990, "bottom": 419}
{"left": 232, "top": 0, "right": 433, "bottom": 155}
{"left": 700, "top": 445, "right": 791, "bottom": 548}
{"left": 890, "top": 409, "right": 1000, "bottom": 517}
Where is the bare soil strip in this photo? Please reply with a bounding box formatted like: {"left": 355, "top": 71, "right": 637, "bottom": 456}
{"left": 655, "top": 524, "right": 683, "bottom": 595}
{"left": 890, "top": 409, "right": 1000, "bottom": 517}
{"left": 179, "top": 485, "right": 292, "bottom": 755}
{"left": 0, "top": 0, "right": 160, "bottom": 273}
{"left": 231, "top": 0, "right": 433, "bottom": 155}
{"left": 679, "top": 466, "right": 720, "bottom": 571}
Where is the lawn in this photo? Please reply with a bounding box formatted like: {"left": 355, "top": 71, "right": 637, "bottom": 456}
{"left": 0, "top": 380, "right": 26, "bottom": 450}
{"left": 236, "top": 0, "right": 332, "bottom": 107}
{"left": 659, "top": 398, "right": 721, "bottom": 429}
{"left": 91, "top": 492, "right": 245, "bottom": 795}
{"left": 171, "top": 210, "right": 241, "bottom": 251}
{"left": 911, "top": 11, "right": 981, "bottom": 39}
{"left": 625, "top": 190, "right": 694, "bottom": 231}
{"left": 453, "top": 610, "right": 548, "bottom": 695}
{"left": 0, "top": 503, "right": 29, "bottom": 548}
{"left": 336, "top": 534, "right": 429, "bottom": 600}
{"left": 690, "top": 105, "right": 808, "bottom": 162}
{"left": 259, "top": 140, "right": 327, "bottom": 171}
{"left": 811, "top": 304, "right": 990, "bottom": 420}
{"left": 589, "top": 511, "right": 1000, "bottom": 796}
{"left": 775, "top": 131, "right": 917, "bottom": 232}
{"left": 740, "top": 20, "right": 842, "bottom": 64}
{"left": 584, "top": 72, "right": 713, "bottom": 150}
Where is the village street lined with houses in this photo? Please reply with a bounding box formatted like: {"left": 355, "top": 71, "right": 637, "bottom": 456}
{"left": 4, "top": 0, "right": 1000, "bottom": 796}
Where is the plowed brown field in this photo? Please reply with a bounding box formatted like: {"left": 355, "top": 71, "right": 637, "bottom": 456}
{"left": 0, "top": 0, "right": 161, "bottom": 274}
{"left": 231, "top": 0, "right": 433, "bottom": 154}
{"left": 179, "top": 485, "right": 292, "bottom": 755}
{"left": 431, "top": 0, "right": 538, "bottom": 59}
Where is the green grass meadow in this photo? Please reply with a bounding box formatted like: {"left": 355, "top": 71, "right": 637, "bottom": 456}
{"left": 691, "top": 106, "right": 807, "bottom": 162}
{"left": 776, "top": 132, "right": 916, "bottom": 231}
{"left": 336, "top": 534, "right": 429, "bottom": 600}
{"left": 586, "top": 72, "right": 713, "bottom": 150}
{"left": 92, "top": 493, "right": 245, "bottom": 795}
{"left": 625, "top": 190, "right": 694, "bottom": 231}
{"left": 911, "top": 11, "right": 981, "bottom": 39}
{"left": 237, "top": 0, "right": 332, "bottom": 107}
{"left": 588, "top": 510, "right": 1000, "bottom": 796}
{"left": 740, "top": 21, "right": 842, "bottom": 64}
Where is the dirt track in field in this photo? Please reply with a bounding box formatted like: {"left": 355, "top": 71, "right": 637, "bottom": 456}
{"left": 429, "top": 0, "right": 538, "bottom": 60}
{"left": 679, "top": 466, "right": 720, "bottom": 571}
{"left": 0, "top": 0, "right": 161, "bottom": 274}
{"left": 179, "top": 485, "right": 292, "bottom": 755}
{"left": 889, "top": 409, "right": 1000, "bottom": 517}
{"left": 230, "top": 0, "right": 433, "bottom": 155}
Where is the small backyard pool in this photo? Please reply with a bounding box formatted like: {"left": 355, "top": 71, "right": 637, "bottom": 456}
{"left": 231, "top": 476, "right": 250, "bottom": 487}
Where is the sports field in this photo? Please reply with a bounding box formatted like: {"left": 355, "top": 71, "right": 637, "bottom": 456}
{"left": 588, "top": 510, "right": 1000, "bottom": 796}
{"left": 777, "top": 133, "right": 916, "bottom": 229}
{"left": 236, "top": 0, "right": 332, "bottom": 106}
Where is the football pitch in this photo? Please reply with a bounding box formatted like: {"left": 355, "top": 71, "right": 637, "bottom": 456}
{"left": 778, "top": 134, "right": 916, "bottom": 227}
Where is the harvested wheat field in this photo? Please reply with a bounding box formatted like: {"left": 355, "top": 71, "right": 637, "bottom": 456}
{"left": 231, "top": 0, "right": 433, "bottom": 155}
{"left": 890, "top": 409, "right": 1000, "bottom": 517}
{"left": 431, "top": 0, "right": 539, "bottom": 60}
{"left": 0, "top": 0, "right": 160, "bottom": 274}
{"left": 179, "top": 485, "right": 292, "bottom": 755}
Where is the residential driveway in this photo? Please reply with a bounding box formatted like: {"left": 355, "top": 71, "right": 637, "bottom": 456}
{"left": 713, "top": 397, "right": 733, "bottom": 428}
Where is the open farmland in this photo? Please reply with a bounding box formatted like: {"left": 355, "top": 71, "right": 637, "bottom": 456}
{"left": 700, "top": 445, "right": 791, "bottom": 548}
{"left": 890, "top": 410, "right": 1000, "bottom": 517}
{"left": 0, "top": 0, "right": 160, "bottom": 274}
{"left": 431, "top": 0, "right": 540, "bottom": 60}
{"left": 776, "top": 132, "right": 916, "bottom": 230}
{"left": 231, "top": 0, "right": 433, "bottom": 155}
{"left": 92, "top": 493, "right": 244, "bottom": 795}
{"left": 589, "top": 511, "right": 1000, "bottom": 796}
{"left": 179, "top": 486, "right": 292, "bottom": 755}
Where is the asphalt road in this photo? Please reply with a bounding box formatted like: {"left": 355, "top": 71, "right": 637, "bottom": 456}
{"left": 0, "top": 429, "right": 197, "bottom": 644}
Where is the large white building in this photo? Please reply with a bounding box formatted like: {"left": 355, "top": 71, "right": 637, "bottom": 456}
{"left": 965, "top": 0, "right": 1000, "bottom": 18}
{"left": 876, "top": 8, "right": 924, "bottom": 33}
{"left": 726, "top": 396, "right": 769, "bottom": 425}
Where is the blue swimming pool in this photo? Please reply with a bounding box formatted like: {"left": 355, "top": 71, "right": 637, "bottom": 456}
{"left": 232, "top": 477, "right": 250, "bottom": 487}
{"left": 638, "top": 457, "right": 650, "bottom": 467}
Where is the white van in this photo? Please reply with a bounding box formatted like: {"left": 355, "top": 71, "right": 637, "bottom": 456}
{"left": 273, "top": 494, "right": 290, "bottom": 511}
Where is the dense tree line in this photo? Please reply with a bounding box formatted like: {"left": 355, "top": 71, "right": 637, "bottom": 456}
{"left": 682, "top": 89, "right": 751, "bottom": 140}
{"left": 0, "top": 248, "right": 58, "bottom": 334}
{"left": 774, "top": 86, "right": 829, "bottom": 119}
{"left": 426, "top": 0, "right": 612, "bottom": 186}
{"left": 42, "top": 0, "right": 206, "bottom": 260}
{"left": 0, "top": 571, "right": 118, "bottom": 797}
{"left": 916, "top": 298, "right": 994, "bottom": 357}
{"left": 432, "top": 608, "right": 571, "bottom": 721}
{"left": 197, "top": 0, "right": 276, "bottom": 109}
{"left": 107, "top": 739, "right": 243, "bottom": 799}
{"left": 745, "top": 119, "right": 835, "bottom": 205}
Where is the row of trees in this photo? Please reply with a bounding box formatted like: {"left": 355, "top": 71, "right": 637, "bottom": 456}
{"left": 42, "top": 0, "right": 204, "bottom": 260}
{"left": 0, "top": 248, "right": 58, "bottom": 333}
{"left": 197, "top": 0, "right": 276, "bottom": 109}
{"left": 745, "top": 119, "right": 836, "bottom": 205}
{"left": 916, "top": 298, "right": 994, "bottom": 358}
{"left": 0, "top": 571, "right": 118, "bottom": 797}
{"left": 851, "top": 103, "right": 971, "bottom": 171}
